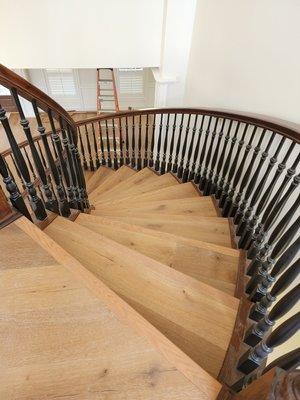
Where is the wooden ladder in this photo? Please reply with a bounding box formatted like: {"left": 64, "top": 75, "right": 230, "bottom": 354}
{"left": 96, "top": 68, "right": 119, "bottom": 114}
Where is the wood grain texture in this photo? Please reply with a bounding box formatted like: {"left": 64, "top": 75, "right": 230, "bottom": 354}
{"left": 77, "top": 213, "right": 240, "bottom": 295}
{"left": 91, "top": 213, "right": 233, "bottom": 248}
{"left": 16, "top": 216, "right": 222, "bottom": 399}
{"left": 94, "top": 197, "right": 218, "bottom": 217}
{"left": 89, "top": 165, "right": 136, "bottom": 199}
{"left": 86, "top": 165, "right": 115, "bottom": 194}
{"left": 45, "top": 216, "right": 238, "bottom": 378}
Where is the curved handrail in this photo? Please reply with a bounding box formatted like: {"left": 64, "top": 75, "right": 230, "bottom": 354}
{"left": 75, "top": 107, "right": 300, "bottom": 143}
{"left": 0, "top": 65, "right": 77, "bottom": 134}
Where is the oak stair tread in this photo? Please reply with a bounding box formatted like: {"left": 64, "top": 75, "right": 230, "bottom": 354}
{"left": 45, "top": 216, "right": 238, "bottom": 378}
{"left": 0, "top": 217, "right": 220, "bottom": 400}
{"left": 90, "top": 212, "right": 233, "bottom": 248}
{"left": 76, "top": 213, "right": 240, "bottom": 295}
{"left": 85, "top": 165, "right": 115, "bottom": 194}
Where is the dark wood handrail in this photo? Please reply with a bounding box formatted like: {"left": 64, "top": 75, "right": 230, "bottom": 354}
{"left": 0, "top": 65, "right": 77, "bottom": 134}
{"left": 75, "top": 107, "right": 300, "bottom": 143}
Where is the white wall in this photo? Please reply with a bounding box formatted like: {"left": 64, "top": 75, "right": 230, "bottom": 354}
{"left": 184, "top": 0, "right": 300, "bottom": 124}
{"left": 1, "top": 0, "right": 164, "bottom": 68}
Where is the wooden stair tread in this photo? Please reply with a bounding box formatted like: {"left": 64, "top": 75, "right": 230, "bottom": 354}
{"left": 45, "top": 217, "right": 238, "bottom": 378}
{"left": 91, "top": 182, "right": 201, "bottom": 207}
{"left": 89, "top": 165, "right": 137, "bottom": 199}
{"left": 89, "top": 166, "right": 152, "bottom": 201}
{"left": 86, "top": 166, "right": 115, "bottom": 194}
{"left": 92, "top": 171, "right": 179, "bottom": 204}
{"left": 90, "top": 213, "right": 233, "bottom": 248}
{"left": 77, "top": 213, "right": 240, "bottom": 295}
{"left": 15, "top": 217, "right": 221, "bottom": 399}
{"left": 94, "top": 197, "right": 218, "bottom": 217}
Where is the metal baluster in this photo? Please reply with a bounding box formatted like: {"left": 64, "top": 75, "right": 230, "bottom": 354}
{"left": 183, "top": 114, "right": 198, "bottom": 183}
{"left": 91, "top": 123, "right": 100, "bottom": 169}
{"left": 111, "top": 118, "right": 118, "bottom": 170}
{"left": 237, "top": 313, "right": 300, "bottom": 374}
{"left": 167, "top": 114, "right": 177, "bottom": 173}
{"left": 155, "top": 113, "right": 164, "bottom": 172}
{"left": 188, "top": 114, "right": 204, "bottom": 182}
{"left": 177, "top": 113, "right": 191, "bottom": 179}
{"left": 0, "top": 105, "right": 47, "bottom": 220}
{"left": 172, "top": 114, "right": 185, "bottom": 174}
{"left": 194, "top": 115, "right": 212, "bottom": 184}
{"left": 161, "top": 113, "right": 170, "bottom": 174}
{"left": 32, "top": 101, "right": 70, "bottom": 217}
{"left": 0, "top": 153, "right": 32, "bottom": 220}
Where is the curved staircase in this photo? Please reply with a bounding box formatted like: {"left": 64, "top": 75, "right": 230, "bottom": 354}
{"left": 0, "top": 65, "right": 299, "bottom": 399}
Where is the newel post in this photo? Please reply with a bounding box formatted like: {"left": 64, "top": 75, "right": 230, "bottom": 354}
{"left": 0, "top": 186, "right": 20, "bottom": 228}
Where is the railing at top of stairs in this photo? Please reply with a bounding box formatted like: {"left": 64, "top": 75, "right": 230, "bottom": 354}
{"left": 0, "top": 64, "right": 299, "bottom": 398}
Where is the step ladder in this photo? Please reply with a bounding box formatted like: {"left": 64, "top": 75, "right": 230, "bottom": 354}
{"left": 96, "top": 68, "right": 119, "bottom": 114}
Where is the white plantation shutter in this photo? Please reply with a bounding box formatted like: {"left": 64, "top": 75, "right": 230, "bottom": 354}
{"left": 119, "top": 69, "right": 144, "bottom": 95}
{"left": 46, "top": 69, "right": 76, "bottom": 96}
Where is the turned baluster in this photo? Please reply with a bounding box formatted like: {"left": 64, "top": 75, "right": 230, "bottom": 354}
{"left": 177, "top": 113, "right": 191, "bottom": 179}
{"left": 0, "top": 105, "right": 47, "bottom": 220}
{"left": 203, "top": 118, "right": 226, "bottom": 195}
{"left": 131, "top": 115, "right": 136, "bottom": 168}
{"left": 91, "top": 123, "right": 100, "bottom": 169}
{"left": 118, "top": 117, "right": 124, "bottom": 167}
{"left": 0, "top": 153, "right": 31, "bottom": 220}
{"left": 78, "top": 125, "right": 88, "bottom": 170}
{"left": 244, "top": 283, "right": 300, "bottom": 346}
{"left": 237, "top": 313, "right": 300, "bottom": 374}
{"left": 263, "top": 348, "right": 300, "bottom": 374}
{"left": 182, "top": 114, "right": 198, "bottom": 183}
{"left": 239, "top": 140, "right": 296, "bottom": 250}
{"left": 199, "top": 117, "right": 219, "bottom": 191}
{"left": 149, "top": 114, "right": 156, "bottom": 168}
{"left": 229, "top": 128, "right": 265, "bottom": 218}
{"left": 237, "top": 134, "right": 284, "bottom": 242}
{"left": 98, "top": 121, "right": 106, "bottom": 166}
{"left": 215, "top": 120, "right": 239, "bottom": 199}
{"left": 124, "top": 116, "right": 130, "bottom": 165}
{"left": 155, "top": 113, "right": 164, "bottom": 172}
{"left": 111, "top": 118, "right": 118, "bottom": 170}
{"left": 143, "top": 114, "right": 149, "bottom": 168}
{"left": 194, "top": 115, "right": 212, "bottom": 184}
{"left": 136, "top": 114, "right": 142, "bottom": 170}
{"left": 172, "top": 114, "right": 184, "bottom": 173}
{"left": 83, "top": 124, "right": 94, "bottom": 171}
{"left": 167, "top": 114, "right": 177, "bottom": 172}
{"left": 160, "top": 113, "right": 170, "bottom": 174}
{"left": 104, "top": 120, "right": 112, "bottom": 168}
{"left": 188, "top": 115, "right": 204, "bottom": 182}
{"left": 32, "top": 101, "right": 70, "bottom": 217}
{"left": 249, "top": 252, "right": 300, "bottom": 322}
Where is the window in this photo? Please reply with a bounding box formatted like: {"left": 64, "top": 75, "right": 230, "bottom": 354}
{"left": 45, "top": 69, "right": 76, "bottom": 96}
{"left": 0, "top": 85, "right": 10, "bottom": 95}
{"left": 118, "top": 68, "right": 144, "bottom": 95}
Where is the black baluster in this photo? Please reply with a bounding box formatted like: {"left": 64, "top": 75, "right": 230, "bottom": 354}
{"left": 177, "top": 114, "right": 191, "bottom": 179}
{"left": 91, "top": 123, "right": 100, "bottom": 169}
{"left": 98, "top": 121, "right": 106, "bottom": 166}
{"left": 0, "top": 105, "right": 47, "bottom": 220}
{"left": 105, "top": 120, "right": 112, "bottom": 168}
{"left": 124, "top": 116, "right": 130, "bottom": 165}
{"left": 131, "top": 115, "right": 136, "bottom": 168}
{"left": 244, "top": 283, "right": 300, "bottom": 346}
{"left": 149, "top": 114, "right": 156, "bottom": 168}
{"left": 194, "top": 115, "right": 212, "bottom": 184}
{"left": 10, "top": 153, "right": 25, "bottom": 190}
{"left": 0, "top": 153, "right": 32, "bottom": 220}
{"left": 237, "top": 313, "right": 300, "bottom": 374}
{"left": 23, "top": 147, "right": 36, "bottom": 180}
{"left": 183, "top": 114, "right": 198, "bottom": 183}
{"left": 229, "top": 128, "right": 265, "bottom": 218}
{"left": 32, "top": 101, "right": 70, "bottom": 217}
{"left": 83, "top": 124, "right": 94, "bottom": 171}
{"left": 137, "top": 114, "right": 142, "bottom": 170}
{"left": 240, "top": 140, "right": 296, "bottom": 250}
{"left": 155, "top": 113, "right": 164, "bottom": 172}
{"left": 143, "top": 114, "right": 149, "bottom": 168}
{"left": 215, "top": 120, "right": 240, "bottom": 199}
{"left": 263, "top": 348, "right": 300, "bottom": 374}
{"left": 235, "top": 131, "right": 277, "bottom": 229}
{"left": 161, "top": 113, "right": 170, "bottom": 174}
{"left": 188, "top": 115, "right": 204, "bottom": 182}
{"left": 167, "top": 114, "right": 177, "bottom": 173}
{"left": 111, "top": 118, "right": 118, "bottom": 170}
{"left": 78, "top": 126, "right": 88, "bottom": 170}
{"left": 172, "top": 114, "right": 185, "bottom": 174}
{"left": 118, "top": 117, "right": 124, "bottom": 167}
{"left": 249, "top": 253, "right": 300, "bottom": 321}
{"left": 199, "top": 117, "right": 219, "bottom": 191}
{"left": 204, "top": 118, "right": 226, "bottom": 195}
{"left": 219, "top": 123, "right": 247, "bottom": 207}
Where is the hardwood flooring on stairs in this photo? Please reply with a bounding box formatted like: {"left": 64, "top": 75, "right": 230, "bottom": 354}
{"left": 1, "top": 218, "right": 221, "bottom": 400}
